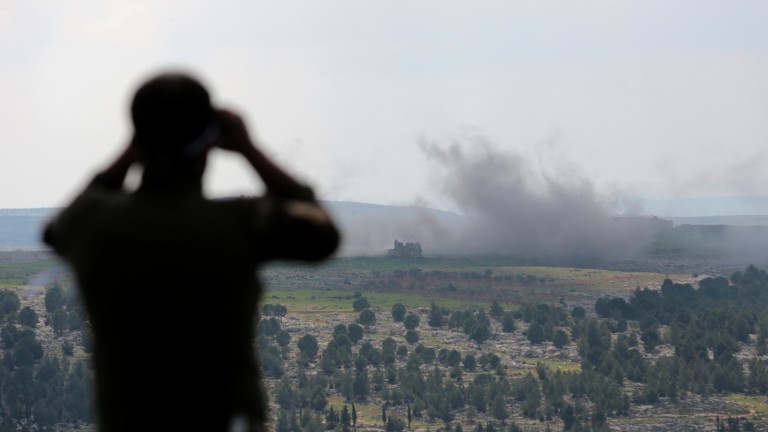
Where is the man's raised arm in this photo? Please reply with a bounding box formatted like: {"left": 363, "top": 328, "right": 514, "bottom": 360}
{"left": 215, "top": 109, "right": 340, "bottom": 260}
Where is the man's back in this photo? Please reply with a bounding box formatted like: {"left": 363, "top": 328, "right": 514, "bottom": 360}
{"left": 44, "top": 73, "right": 339, "bottom": 431}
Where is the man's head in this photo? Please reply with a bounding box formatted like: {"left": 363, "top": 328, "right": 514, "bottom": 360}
{"left": 131, "top": 73, "right": 215, "bottom": 164}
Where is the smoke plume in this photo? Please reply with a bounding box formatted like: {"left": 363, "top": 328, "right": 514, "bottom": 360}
{"left": 419, "top": 135, "right": 656, "bottom": 263}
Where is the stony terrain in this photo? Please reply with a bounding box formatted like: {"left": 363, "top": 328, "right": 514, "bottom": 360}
{"left": 5, "top": 252, "right": 768, "bottom": 431}
{"left": 256, "top": 258, "right": 767, "bottom": 431}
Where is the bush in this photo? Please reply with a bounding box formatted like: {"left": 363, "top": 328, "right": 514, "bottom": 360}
{"left": 405, "top": 330, "right": 419, "bottom": 345}
{"left": 297, "top": 334, "right": 319, "bottom": 360}
{"left": 391, "top": 303, "right": 406, "bottom": 322}
{"left": 353, "top": 297, "right": 371, "bottom": 312}
{"left": 404, "top": 313, "right": 420, "bottom": 330}
{"left": 359, "top": 309, "right": 376, "bottom": 326}
{"left": 526, "top": 322, "right": 545, "bottom": 344}
{"left": 385, "top": 416, "right": 406, "bottom": 431}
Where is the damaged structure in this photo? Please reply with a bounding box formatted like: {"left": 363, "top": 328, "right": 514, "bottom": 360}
{"left": 387, "top": 240, "right": 423, "bottom": 258}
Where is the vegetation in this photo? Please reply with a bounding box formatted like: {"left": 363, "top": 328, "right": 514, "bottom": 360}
{"left": 0, "top": 283, "right": 92, "bottom": 431}
{"left": 5, "top": 252, "right": 768, "bottom": 431}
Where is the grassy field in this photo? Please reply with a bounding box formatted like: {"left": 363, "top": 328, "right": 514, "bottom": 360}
{"left": 260, "top": 257, "right": 682, "bottom": 333}
{"left": 323, "top": 257, "right": 678, "bottom": 289}
{"left": 264, "top": 288, "right": 501, "bottom": 317}
{"left": 262, "top": 256, "right": 685, "bottom": 318}
{"left": 724, "top": 394, "right": 768, "bottom": 416}
{"left": 0, "top": 251, "right": 61, "bottom": 287}
{"left": 520, "top": 357, "right": 581, "bottom": 373}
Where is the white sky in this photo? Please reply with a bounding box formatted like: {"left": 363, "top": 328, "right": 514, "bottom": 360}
{"left": 1, "top": 1, "right": 767, "bottom": 211}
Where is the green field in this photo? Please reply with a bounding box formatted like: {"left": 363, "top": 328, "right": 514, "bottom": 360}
{"left": 724, "top": 394, "right": 768, "bottom": 417}
{"left": 264, "top": 288, "right": 501, "bottom": 317}
{"left": 0, "top": 251, "right": 61, "bottom": 286}
{"left": 262, "top": 256, "right": 685, "bottom": 313}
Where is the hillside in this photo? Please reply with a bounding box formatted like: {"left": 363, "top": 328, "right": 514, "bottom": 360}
{"left": 0, "top": 203, "right": 464, "bottom": 255}
{"left": 0, "top": 208, "right": 55, "bottom": 250}
{"left": 4, "top": 252, "right": 768, "bottom": 431}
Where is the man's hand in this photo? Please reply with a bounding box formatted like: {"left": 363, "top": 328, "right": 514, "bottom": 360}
{"left": 213, "top": 108, "right": 310, "bottom": 199}
{"left": 94, "top": 139, "right": 139, "bottom": 189}
{"left": 214, "top": 109, "right": 255, "bottom": 155}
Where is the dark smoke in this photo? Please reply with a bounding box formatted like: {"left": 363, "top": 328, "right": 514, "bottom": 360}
{"left": 419, "top": 135, "right": 657, "bottom": 263}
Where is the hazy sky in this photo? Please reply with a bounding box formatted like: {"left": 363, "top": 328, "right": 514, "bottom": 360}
{"left": 2, "top": 1, "right": 767, "bottom": 212}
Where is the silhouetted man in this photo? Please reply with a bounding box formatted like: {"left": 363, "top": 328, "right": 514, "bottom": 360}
{"left": 43, "top": 73, "right": 339, "bottom": 431}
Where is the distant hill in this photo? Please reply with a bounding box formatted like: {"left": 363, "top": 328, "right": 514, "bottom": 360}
{"left": 643, "top": 195, "right": 768, "bottom": 218}
{"left": 6, "top": 201, "right": 768, "bottom": 259}
{"left": 666, "top": 215, "right": 768, "bottom": 227}
{"left": 0, "top": 203, "right": 465, "bottom": 255}
{"left": 0, "top": 208, "right": 55, "bottom": 250}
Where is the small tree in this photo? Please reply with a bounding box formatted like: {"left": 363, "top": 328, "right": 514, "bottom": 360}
{"left": 276, "top": 330, "right": 292, "bottom": 348}
{"left": 19, "top": 306, "right": 38, "bottom": 328}
{"left": 421, "top": 347, "right": 436, "bottom": 363}
{"left": 562, "top": 404, "right": 575, "bottom": 431}
{"left": 552, "top": 329, "right": 569, "bottom": 348}
{"left": 385, "top": 416, "right": 406, "bottom": 432}
{"left": 396, "top": 345, "right": 408, "bottom": 359}
{"left": 428, "top": 301, "right": 444, "bottom": 328}
{"left": 275, "top": 410, "right": 290, "bottom": 432}
{"left": 348, "top": 323, "right": 364, "bottom": 343}
{"left": 490, "top": 300, "right": 504, "bottom": 318}
{"left": 297, "top": 334, "right": 319, "bottom": 360}
{"left": 470, "top": 324, "right": 490, "bottom": 344}
{"left": 491, "top": 395, "right": 509, "bottom": 421}
{"left": 526, "top": 322, "right": 545, "bottom": 344}
{"left": 391, "top": 303, "right": 406, "bottom": 322}
{"left": 382, "top": 403, "right": 387, "bottom": 425}
{"left": 404, "top": 313, "right": 420, "bottom": 330}
{"left": 405, "top": 330, "right": 420, "bottom": 345}
{"left": 447, "top": 349, "right": 462, "bottom": 367}
{"left": 382, "top": 337, "right": 397, "bottom": 356}
{"left": 62, "top": 340, "right": 74, "bottom": 356}
{"left": 340, "top": 404, "right": 351, "bottom": 432}
{"left": 326, "top": 407, "right": 338, "bottom": 430}
{"left": 407, "top": 404, "right": 412, "bottom": 429}
{"left": 275, "top": 376, "right": 294, "bottom": 409}
{"left": 501, "top": 312, "right": 516, "bottom": 333}
{"left": 334, "top": 324, "right": 349, "bottom": 337}
{"left": 353, "top": 371, "right": 370, "bottom": 399}
{"left": 353, "top": 297, "right": 371, "bottom": 312}
{"left": 359, "top": 309, "right": 376, "bottom": 326}
{"left": 51, "top": 309, "right": 68, "bottom": 335}
{"left": 354, "top": 356, "right": 368, "bottom": 372}
{"left": 44, "top": 285, "right": 64, "bottom": 313}
{"left": 463, "top": 354, "right": 477, "bottom": 371}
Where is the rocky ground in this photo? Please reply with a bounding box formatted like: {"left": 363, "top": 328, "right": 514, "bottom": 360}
{"left": 10, "top": 253, "right": 768, "bottom": 431}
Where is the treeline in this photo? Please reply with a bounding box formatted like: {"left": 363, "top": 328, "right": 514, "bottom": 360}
{"left": 0, "top": 285, "right": 93, "bottom": 431}
{"left": 261, "top": 266, "right": 768, "bottom": 431}
{"left": 591, "top": 265, "right": 768, "bottom": 399}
